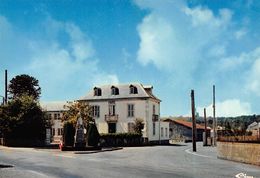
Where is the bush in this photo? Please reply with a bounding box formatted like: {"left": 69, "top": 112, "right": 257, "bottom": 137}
{"left": 63, "top": 122, "right": 75, "bottom": 146}
{"left": 86, "top": 123, "right": 100, "bottom": 147}
{"left": 100, "top": 133, "right": 142, "bottom": 147}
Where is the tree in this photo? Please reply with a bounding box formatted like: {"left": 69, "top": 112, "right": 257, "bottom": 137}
{"left": 9, "top": 74, "right": 41, "bottom": 100}
{"left": 62, "top": 101, "right": 93, "bottom": 127}
{"left": 86, "top": 123, "right": 100, "bottom": 147}
{"left": 63, "top": 121, "right": 75, "bottom": 146}
{"left": 0, "top": 95, "right": 47, "bottom": 146}
{"left": 133, "top": 118, "right": 144, "bottom": 135}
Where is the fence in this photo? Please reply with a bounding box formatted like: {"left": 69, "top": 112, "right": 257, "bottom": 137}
{"left": 218, "top": 135, "right": 260, "bottom": 143}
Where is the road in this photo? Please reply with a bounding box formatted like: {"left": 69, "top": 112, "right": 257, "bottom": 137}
{"left": 0, "top": 143, "right": 259, "bottom": 178}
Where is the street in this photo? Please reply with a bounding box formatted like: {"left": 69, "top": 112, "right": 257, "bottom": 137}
{"left": 0, "top": 143, "right": 259, "bottom": 178}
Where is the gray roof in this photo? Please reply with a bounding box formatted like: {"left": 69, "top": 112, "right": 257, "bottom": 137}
{"left": 79, "top": 83, "right": 161, "bottom": 101}
{"left": 41, "top": 101, "right": 69, "bottom": 112}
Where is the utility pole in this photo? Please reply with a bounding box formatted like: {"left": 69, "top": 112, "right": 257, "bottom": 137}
{"left": 204, "top": 108, "right": 207, "bottom": 146}
{"left": 4, "top": 70, "right": 7, "bottom": 104}
{"left": 213, "top": 85, "right": 216, "bottom": 146}
{"left": 191, "top": 90, "right": 196, "bottom": 152}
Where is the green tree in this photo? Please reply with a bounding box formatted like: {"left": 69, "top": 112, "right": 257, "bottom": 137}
{"left": 0, "top": 95, "right": 47, "bottom": 145}
{"left": 133, "top": 118, "right": 144, "bottom": 135}
{"left": 62, "top": 101, "right": 93, "bottom": 127}
{"left": 9, "top": 74, "right": 41, "bottom": 100}
{"left": 63, "top": 121, "right": 75, "bottom": 146}
{"left": 86, "top": 123, "right": 100, "bottom": 147}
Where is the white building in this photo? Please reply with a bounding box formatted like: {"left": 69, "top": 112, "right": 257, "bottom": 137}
{"left": 247, "top": 122, "right": 260, "bottom": 137}
{"left": 79, "top": 83, "right": 169, "bottom": 143}
{"left": 41, "top": 101, "right": 68, "bottom": 143}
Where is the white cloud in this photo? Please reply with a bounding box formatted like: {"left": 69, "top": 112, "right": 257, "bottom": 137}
{"left": 197, "top": 99, "right": 252, "bottom": 117}
{"left": 27, "top": 19, "right": 119, "bottom": 100}
{"left": 235, "top": 29, "right": 247, "bottom": 39}
{"left": 65, "top": 23, "right": 95, "bottom": 61}
{"left": 0, "top": 15, "right": 119, "bottom": 100}
{"left": 137, "top": 14, "right": 176, "bottom": 70}
{"left": 183, "top": 7, "right": 232, "bottom": 28}
{"left": 219, "top": 47, "right": 260, "bottom": 70}
{"left": 247, "top": 57, "right": 260, "bottom": 96}
{"left": 216, "top": 46, "right": 260, "bottom": 97}
{"left": 136, "top": 1, "right": 233, "bottom": 74}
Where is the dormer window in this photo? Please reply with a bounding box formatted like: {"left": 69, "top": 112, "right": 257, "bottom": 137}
{"left": 111, "top": 86, "right": 119, "bottom": 95}
{"left": 129, "top": 85, "right": 138, "bottom": 94}
{"left": 94, "top": 87, "right": 102, "bottom": 96}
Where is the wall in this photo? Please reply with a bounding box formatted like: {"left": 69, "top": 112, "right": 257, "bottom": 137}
{"left": 89, "top": 98, "right": 166, "bottom": 142}
{"left": 217, "top": 141, "right": 260, "bottom": 166}
{"left": 89, "top": 99, "right": 147, "bottom": 134}
{"left": 169, "top": 122, "right": 207, "bottom": 142}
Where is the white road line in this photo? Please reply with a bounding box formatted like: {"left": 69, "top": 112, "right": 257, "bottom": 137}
{"left": 27, "top": 170, "right": 50, "bottom": 177}
{"left": 54, "top": 154, "right": 75, "bottom": 159}
{"left": 184, "top": 148, "right": 214, "bottom": 158}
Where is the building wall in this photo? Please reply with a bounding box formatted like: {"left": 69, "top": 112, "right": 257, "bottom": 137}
{"left": 169, "top": 122, "right": 205, "bottom": 141}
{"left": 88, "top": 98, "right": 167, "bottom": 142}
{"left": 47, "top": 111, "right": 64, "bottom": 143}
{"left": 89, "top": 99, "right": 146, "bottom": 133}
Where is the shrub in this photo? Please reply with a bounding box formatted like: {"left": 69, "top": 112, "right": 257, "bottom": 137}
{"left": 100, "top": 133, "right": 142, "bottom": 147}
{"left": 63, "top": 121, "right": 75, "bottom": 146}
{"left": 86, "top": 123, "right": 100, "bottom": 147}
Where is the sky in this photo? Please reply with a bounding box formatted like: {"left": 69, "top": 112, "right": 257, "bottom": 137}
{"left": 0, "top": 0, "right": 259, "bottom": 117}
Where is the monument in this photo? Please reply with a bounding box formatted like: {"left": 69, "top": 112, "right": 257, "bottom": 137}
{"left": 74, "top": 116, "right": 86, "bottom": 148}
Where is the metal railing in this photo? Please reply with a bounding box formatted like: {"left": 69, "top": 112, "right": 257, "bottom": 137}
{"left": 105, "top": 114, "right": 118, "bottom": 122}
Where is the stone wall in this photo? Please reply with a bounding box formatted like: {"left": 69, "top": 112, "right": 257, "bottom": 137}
{"left": 217, "top": 141, "right": 260, "bottom": 166}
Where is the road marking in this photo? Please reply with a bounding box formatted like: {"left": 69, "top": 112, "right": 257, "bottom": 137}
{"left": 27, "top": 170, "right": 50, "bottom": 177}
{"left": 54, "top": 154, "right": 75, "bottom": 159}
{"left": 184, "top": 148, "right": 214, "bottom": 158}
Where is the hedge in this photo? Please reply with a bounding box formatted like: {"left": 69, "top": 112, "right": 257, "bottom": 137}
{"left": 100, "top": 133, "right": 142, "bottom": 147}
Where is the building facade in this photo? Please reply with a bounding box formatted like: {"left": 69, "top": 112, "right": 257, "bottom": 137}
{"left": 41, "top": 101, "right": 68, "bottom": 143}
{"left": 79, "top": 83, "right": 169, "bottom": 142}
{"left": 163, "top": 118, "right": 210, "bottom": 142}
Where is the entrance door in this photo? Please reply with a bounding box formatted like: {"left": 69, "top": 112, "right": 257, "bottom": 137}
{"left": 108, "top": 123, "right": 116, "bottom": 133}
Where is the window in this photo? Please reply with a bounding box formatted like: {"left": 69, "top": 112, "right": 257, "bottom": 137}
{"left": 92, "top": 105, "right": 100, "bottom": 118}
{"left": 153, "top": 122, "right": 156, "bottom": 135}
{"left": 111, "top": 86, "right": 119, "bottom": 95}
{"left": 57, "top": 113, "right": 60, "bottom": 120}
{"left": 127, "top": 104, "right": 134, "bottom": 117}
{"left": 161, "top": 127, "right": 164, "bottom": 137}
{"left": 52, "top": 128, "right": 55, "bottom": 136}
{"left": 94, "top": 87, "right": 102, "bottom": 96}
{"left": 165, "top": 128, "right": 168, "bottom": 137}
{"left": 54, "top": 113, "right": 57, "bottom": 120}
{"left": 48, "top": 114, "right": 52, "bottom": 119}
{"left": 128, "top": 123, "right": 135, "bottom": 133}
{"left": 109, "top": 101, "right": 116, "bottom": 116}
{"left": 153, "top": 105, "right": 156, "bottom": 114}
{"left": 129, "top": 85, "right": 138, "bottom": 94}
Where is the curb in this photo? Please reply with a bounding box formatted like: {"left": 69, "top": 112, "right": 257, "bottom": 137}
{"left": 74, "top": 147, "right": 123, "bottom": 154}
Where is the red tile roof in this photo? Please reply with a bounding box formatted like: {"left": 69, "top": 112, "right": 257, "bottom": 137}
{"left": 171, "top": 119, "right": 208, "bottom": 130}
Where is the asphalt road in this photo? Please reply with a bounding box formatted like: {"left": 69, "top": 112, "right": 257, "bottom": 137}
{"left": 0, "top": 143, "right": 259, "bottom": 178}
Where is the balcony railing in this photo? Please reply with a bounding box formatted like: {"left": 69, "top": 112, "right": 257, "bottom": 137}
{"left": 152, "top": 114, "right": 159, "bottom": 122}
{"left": 105, "top": 114, "right": 118, "bottom": 122}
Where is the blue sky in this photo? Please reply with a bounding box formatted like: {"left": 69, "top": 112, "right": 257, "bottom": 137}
{"left": 0, "top": 0, "right": 259, "bottom": 117}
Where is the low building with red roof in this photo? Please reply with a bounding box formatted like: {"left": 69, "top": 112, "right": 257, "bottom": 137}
{"left": 163, "top": 118, "right": 210, "bottom": 142}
